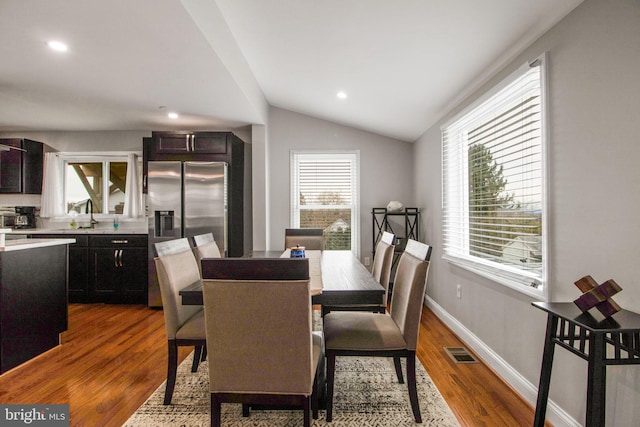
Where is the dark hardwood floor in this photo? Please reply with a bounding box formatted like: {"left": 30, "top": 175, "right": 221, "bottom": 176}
{"left": 0, "top": 304, "right": 544, "bottom": 426}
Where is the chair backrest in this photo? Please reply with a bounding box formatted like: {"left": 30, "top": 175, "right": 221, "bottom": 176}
{"left": 389, "top": 239, "right": 431, "bottom": 351}
{"left": 192, "top": 233, "right": 222, "bottom": 276}
{"left": 154, "top": 237, "right": 191, "bottom": 257}
{"left": 202, "top": 258, "right": 314, "bottom": 395}
{"left": 380, "top": 230, "right": 395, "bottom": 245}
{"left": 285, "top": 228, "right": 324, "bottom": 250}
{"left": 154, "top": 238, "right": 202, "bottom": 339}
{"left": 404, "top": 238, "right": 432, "bottom": 261}
{"left": 371, "top": 232, "right": 395, "bottom": 302}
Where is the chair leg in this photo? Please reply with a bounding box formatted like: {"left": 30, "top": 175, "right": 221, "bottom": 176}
{"left": 303, "top": 396, "right": 311, "bottom": 427}
{"left": 192, "top": 345, "right": 202, "bottom": 372}
{"left": 211, "top": 394, "right": 221, "bottom": 427}
{"left": 242, "top": 404, "right": 250, "bottom": 417}
{"left": 326, "top": 352, "right": 336, "bottom": 422}
{"left": 393, "top": 356, "right": 404, "bottom": 384}
{"left": 164, "top": 341, "right": 178, "bottom": 405}
{"left": 312, "top": 367, "right": 319, "bottom": 419}
{"left": 406, "top": 353, "right": 422, "bottom": 423}
{"left": 201, "top": 345, "right": 207, "bottom": 362}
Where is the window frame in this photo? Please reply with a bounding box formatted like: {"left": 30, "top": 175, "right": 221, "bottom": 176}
{"left": 59, "top": 152, "right": 141, "bottom": 219}
{"left": 441, "top": 53, "right": 549, "bottom": 300}
{"left": 290, "top": 150, "right": 361, "bottom": 257}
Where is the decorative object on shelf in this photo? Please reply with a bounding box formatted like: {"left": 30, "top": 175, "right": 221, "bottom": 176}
{"left": 573, "top": 275, "right": 622, "bottom": 318}
{"left": 386, "top": 201, "right": 404, "bottom": 212}
{"left": 290, "top": 245, "right": 305, "bottom": 258}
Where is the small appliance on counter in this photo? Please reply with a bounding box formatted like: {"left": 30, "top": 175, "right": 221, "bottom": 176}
{"left": 14, "top": 206, "right": 36, "bottom": 229}
{"left": 0, "top": 211, "right": 15, "bottom": 228}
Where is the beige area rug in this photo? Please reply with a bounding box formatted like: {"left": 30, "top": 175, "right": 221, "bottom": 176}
{"left": 124, "top": 352, "right": 460, "bottom": 426}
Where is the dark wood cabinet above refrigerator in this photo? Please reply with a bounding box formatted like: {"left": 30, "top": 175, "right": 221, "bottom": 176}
{"left": 150, "top": 132, "right": 228, "bottom": 155}
{"left": 0, "top": 138, "right": 44, "bottom": 194}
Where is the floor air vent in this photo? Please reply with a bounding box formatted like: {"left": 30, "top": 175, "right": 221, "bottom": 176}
{"left": 444, "top": 347, "right": 478, "bottom": 364}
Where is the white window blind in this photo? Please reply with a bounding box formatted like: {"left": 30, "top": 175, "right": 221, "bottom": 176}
{"left": 442, "top": 55, "right": 547, "bottom": 296}
{"left": 291, "top": 151, "right": 360, "bottom": 255}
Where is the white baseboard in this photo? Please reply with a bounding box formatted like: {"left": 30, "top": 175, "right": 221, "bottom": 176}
{"left": 425, "top": 296, "right": 581, "bottom": 427}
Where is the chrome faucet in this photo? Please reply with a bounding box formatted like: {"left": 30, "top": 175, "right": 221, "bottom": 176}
{"left": 85, "top": 199, "right": 98, "bottom": 228}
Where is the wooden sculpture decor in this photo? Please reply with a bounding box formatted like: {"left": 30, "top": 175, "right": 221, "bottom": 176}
{"left": 573, "top": 275, "right": 622, "bottom": 318}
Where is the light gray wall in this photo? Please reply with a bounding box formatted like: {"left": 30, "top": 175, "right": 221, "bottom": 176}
{"left": 0, "top": 130, "right": 149, "bottom": 152}
{"left": 414, "top": 0, "right": 640, "bottom": 425}
{"left": 267, "top": 107, "right": 414, "bottom": 258}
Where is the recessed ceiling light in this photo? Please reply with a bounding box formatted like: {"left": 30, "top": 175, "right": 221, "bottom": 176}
{"left": 47, "top": 40, "right": 68, "bottom": 52}
{"left": 167, "top": 112, "right": 179, "bottom": 119}
{"left": 337, "top": 91, "right": 347, "bottom": 99}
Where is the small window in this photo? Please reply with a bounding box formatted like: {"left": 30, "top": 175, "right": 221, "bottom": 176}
{"left": 441, "top": 54, "right": 547, "bottom": 296}
{"left": 63, "top": 156, "right": 141, "bottom": 216}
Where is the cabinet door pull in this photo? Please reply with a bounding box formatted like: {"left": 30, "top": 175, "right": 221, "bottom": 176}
{"left": 111, "top": 240, "right": 128, "bottom": 244}
{"left": 190, "top": 134, "right": 195, "bottom": 151}
{"left": 114, "top": 250, "right": 119, "bottom": 267}
{"left": 185, "top": 135, "right": 190, "bottom": 151}
{"left": 118, "top": 249, "right": 124, "bottom": 267}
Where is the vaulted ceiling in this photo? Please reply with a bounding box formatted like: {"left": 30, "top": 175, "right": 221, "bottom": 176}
{"left": 0, "top": 0, "right": 582, "bottom": 141}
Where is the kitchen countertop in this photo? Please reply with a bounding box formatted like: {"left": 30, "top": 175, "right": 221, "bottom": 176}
{"left": 0, "top": 238, "right": 76, "bottom": 252}
{"left": 10, "top": 228, "right": 148, "bottom": 235}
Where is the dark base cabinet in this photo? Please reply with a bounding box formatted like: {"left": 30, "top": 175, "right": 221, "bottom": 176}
{"left": 39, "top": 233, "right": 147, "bottom": 304}
{"left": 69, "top": 235, "right": 89, "bottom": 303}
{"left": 0, "top": 245, "right": 67, "bottom": 373}
{"left": 91, "top": 235, "right": 147, "bottom": 304}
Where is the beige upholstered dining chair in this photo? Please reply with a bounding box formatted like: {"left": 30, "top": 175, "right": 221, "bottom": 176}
{"left": 322, "top": 239, "right": 432, "bottom": 423}
{"left": 192, "top": 233, "right": 222, "bottom": 276}
{"left": 193, "top": 232, "right": 222, "bottom": 258}
{"left": 372, "top": 231, "right": 396, "bottom": 304}
{"left": 154, "top": 238, "right": 207, "bottom": 405}
{"left": 202, "top": 258, "right": 323, "bottom": 427}
{"left": 321, "top": 231, "right": 395, "bottom": 316}
{"left": 284, "top": 228, "right": 324, "bottom": 250}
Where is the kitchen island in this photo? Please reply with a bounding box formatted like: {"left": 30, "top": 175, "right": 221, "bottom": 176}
{"left": 0, "top": 237, "right": 75, "bottom": 373}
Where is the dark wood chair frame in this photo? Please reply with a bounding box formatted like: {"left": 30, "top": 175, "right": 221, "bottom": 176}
{"left": 165, "top": 339, "right": 207, "bottom": 405}
{"left": 210, "top": 372, "right": 321, "bottom": 427}
{"left": 325, "top": 348, "right": 421, "bottom": 423}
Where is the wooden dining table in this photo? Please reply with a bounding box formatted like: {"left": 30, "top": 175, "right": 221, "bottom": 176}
{"left": 178, "top": 250, "right": 385, "bottom": 307}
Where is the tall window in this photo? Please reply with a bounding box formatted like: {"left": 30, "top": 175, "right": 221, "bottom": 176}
{"left": 291, "top": 151, "right": 360, "bottom": 255}
{"left": 441, "top": 54, "right": 547, "bottom": 296}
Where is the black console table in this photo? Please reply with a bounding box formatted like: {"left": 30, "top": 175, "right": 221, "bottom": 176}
{"left": 532, "top": 302, "right": 640, "bottom": 427}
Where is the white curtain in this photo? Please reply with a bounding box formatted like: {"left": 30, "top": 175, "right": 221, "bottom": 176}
{"left": 123, "top": 153, "right": 143, "bottom": 218}
{"left": 40, "top": 152, "right": 64, "bottom": 217}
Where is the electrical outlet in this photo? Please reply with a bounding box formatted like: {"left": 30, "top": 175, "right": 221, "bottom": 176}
{"left": 364, "top": 256, "right": 371, "bottom": 266}
{"left": 456, "top": 284, "right": 462, "bottom": 299}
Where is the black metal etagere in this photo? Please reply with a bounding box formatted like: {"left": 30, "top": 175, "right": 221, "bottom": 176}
{"left": 371, "top": 207, "right": 420, "bottom": 286}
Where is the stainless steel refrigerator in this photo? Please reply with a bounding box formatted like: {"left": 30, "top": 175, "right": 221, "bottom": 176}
{"left": 147, "top": 161, "right": 227, "bottom": 307}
